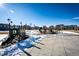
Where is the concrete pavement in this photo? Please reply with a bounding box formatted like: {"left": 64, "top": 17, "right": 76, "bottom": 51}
{"left": 20, "top": 33, "right": 79, "bottom": 56}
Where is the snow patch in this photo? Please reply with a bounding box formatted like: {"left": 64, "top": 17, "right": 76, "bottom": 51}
{"left": 0, "top": 34, "right": 46, "bottom": 56}
{"left": 60, "top": 31, "right": 79, "bottom": 35}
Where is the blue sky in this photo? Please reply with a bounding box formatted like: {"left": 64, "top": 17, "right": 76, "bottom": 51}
{"left": 0, "top": 3, "right": 79, "bottom": 26}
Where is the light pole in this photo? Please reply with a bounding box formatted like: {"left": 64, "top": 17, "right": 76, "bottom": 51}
{"left": 20, "top": 21, "right": 23, "bottom": 33}
{"left": 7, "top": 18, "right": 12, "bottom": 36}
{"left": 20, "top": 21, "right": 22, "bottom": 29}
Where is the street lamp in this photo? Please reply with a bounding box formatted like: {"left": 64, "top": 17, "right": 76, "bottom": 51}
{"left": 7, "top": 18, "right": 13, "bottom": 35}
{"left": 20, "top": 21, "right": 22, "bottom": 29}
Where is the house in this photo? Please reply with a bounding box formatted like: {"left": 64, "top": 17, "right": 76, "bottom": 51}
{"left": 0, "top": 23, "right": 9, "bottom": 31}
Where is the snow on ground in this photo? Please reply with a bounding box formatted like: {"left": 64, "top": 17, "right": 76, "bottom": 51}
{"left": 0, "top": 34, "right": 8, "bottom": 45}
{"left": 0, "top": 34, "right": 46, "bottom": 56}
{"left": 25, "top": 30, "right": 47, "bottom": 41}
{"left": 60, "top": 31, "right": 79, "bottom": 35}
{"left": 0, "top": 30, "right": 46, "bottom": 56}
{"left": 0, "top": 44, "right": 23, "bottom": 56}
{"left": 26, "top": 30, "right": 40, "bottom": 35}
{"left": 0, "top": 34, "right": 8, "bottom": 41}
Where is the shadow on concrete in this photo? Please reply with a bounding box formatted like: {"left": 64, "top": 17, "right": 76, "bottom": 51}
{"left": 21, "top": 49, "right": 32, "bottom": 56}
{"left": 33, "top": 45, "right": 41, "bottom": 49}
{"left": 36, "top": 42, "right": 45, "bottom": 45}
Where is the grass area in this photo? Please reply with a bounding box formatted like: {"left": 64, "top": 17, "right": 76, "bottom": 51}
{"left": 0, "top": 32, "right": 9, "bottom": 34}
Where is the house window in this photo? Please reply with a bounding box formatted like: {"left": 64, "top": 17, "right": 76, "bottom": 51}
{"left": 0, "top": 25, "right": 2, "bottom": 27}
{"left": 4, "top": 25, "right": 6, "bottom": 28}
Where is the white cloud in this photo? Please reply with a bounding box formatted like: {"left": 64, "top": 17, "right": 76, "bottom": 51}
{"left": 0, "top": 3, "right": 5, "bottom": 8}
{"left": 10, "top": 9, "right": 15, "bottom": 13}
{"left": 72, "top": 17, "right": 79, "bottom": 20}
{"left": 0, "top": 3, "right": 4, "bottom": 7}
